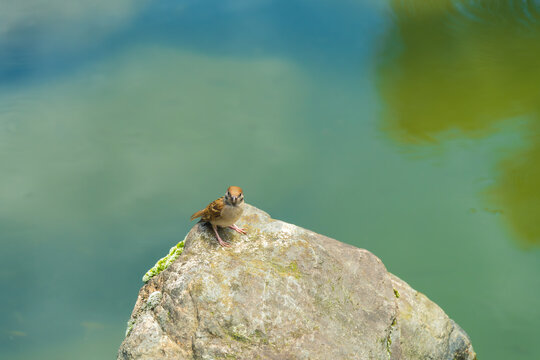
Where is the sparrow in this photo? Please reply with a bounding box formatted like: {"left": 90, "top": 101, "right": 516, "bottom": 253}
{"left": 190, "top": 186, "right": 247, "bottom": 247}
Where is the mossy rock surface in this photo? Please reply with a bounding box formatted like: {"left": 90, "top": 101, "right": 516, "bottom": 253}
{"left": 118, "top": 204, "right": 476, "bottom": 360}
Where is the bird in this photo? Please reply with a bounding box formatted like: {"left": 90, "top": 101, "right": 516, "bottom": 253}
{"left": 190, "top": 186, "right": 247, "bottom": 247}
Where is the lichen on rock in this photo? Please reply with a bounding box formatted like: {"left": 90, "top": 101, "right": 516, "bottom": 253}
{"left": 145, "top": 291, "right": 162, "bottom": 309}
{"left": 119, "top": 204, "right": 476, "bottom": 360}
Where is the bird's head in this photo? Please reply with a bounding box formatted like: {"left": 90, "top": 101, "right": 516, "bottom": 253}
{"left": 225, "top": 186, "right": 244, "bottom": 206}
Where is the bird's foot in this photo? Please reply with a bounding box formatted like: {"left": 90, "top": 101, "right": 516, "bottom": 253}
{"left": 217, "top": 237, "right": 231, "bottom": 247}
{"left": 212, "top": 224, "right": 231, "bottom": 247}
{"left": 229, "top": 224, "right": 247, "bottom": 235}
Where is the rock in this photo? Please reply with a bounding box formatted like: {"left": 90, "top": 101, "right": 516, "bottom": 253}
{"left": 118, "top": 205, "right": 476, "bottom": 360}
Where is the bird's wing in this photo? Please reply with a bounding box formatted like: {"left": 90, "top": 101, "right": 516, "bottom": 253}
{"left": 203, "top": 197, "right": 224, "bottom": 221}
{"left": 191, "top": 197, "right": 224, "bottom": 221}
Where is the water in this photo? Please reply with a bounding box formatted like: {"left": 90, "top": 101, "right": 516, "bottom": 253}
{"left": 1, "top": 1, "right": 539, "bottom": 359}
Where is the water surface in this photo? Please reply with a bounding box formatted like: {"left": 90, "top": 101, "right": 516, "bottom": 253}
{"left": 1, "top": 1, "right": 539, "bottom": 359}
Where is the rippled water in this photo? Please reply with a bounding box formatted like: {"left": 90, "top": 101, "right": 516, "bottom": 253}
{"left": 1, "top": 1, "right": 539, "bottom": 359}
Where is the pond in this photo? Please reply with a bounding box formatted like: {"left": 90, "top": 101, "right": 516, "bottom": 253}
{"left": 1, "top": 1, "right": 538, "bottom": 359}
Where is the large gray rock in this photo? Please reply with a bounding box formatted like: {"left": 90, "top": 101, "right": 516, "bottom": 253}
{"left": 118, "top": 205, "right": 476, "bottom": 360}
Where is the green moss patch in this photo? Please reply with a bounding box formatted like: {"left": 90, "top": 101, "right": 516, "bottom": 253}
{"left": 142, "top": 239, "right": 185, "bottom": 282}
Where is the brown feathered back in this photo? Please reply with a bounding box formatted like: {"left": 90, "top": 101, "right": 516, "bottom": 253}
{"left": 190, "top": 197, "right": 225, "bottom": 222}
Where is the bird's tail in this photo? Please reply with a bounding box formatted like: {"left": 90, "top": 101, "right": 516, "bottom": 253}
{"left": 190, "top": 209, "right": 204, "bottom": 221}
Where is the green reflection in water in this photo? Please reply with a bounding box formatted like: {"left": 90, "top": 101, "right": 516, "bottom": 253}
{"left": 378, "top": 0, "right": 540, "bottom": 246}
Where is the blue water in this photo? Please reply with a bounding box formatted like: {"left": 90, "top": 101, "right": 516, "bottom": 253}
{"left": 1, "top": 1, "right": 539, "bottom": 359}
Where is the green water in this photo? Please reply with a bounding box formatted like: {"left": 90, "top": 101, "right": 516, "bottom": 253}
{"left": 1, "top": 1, "right": 539, "bottom": 359}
